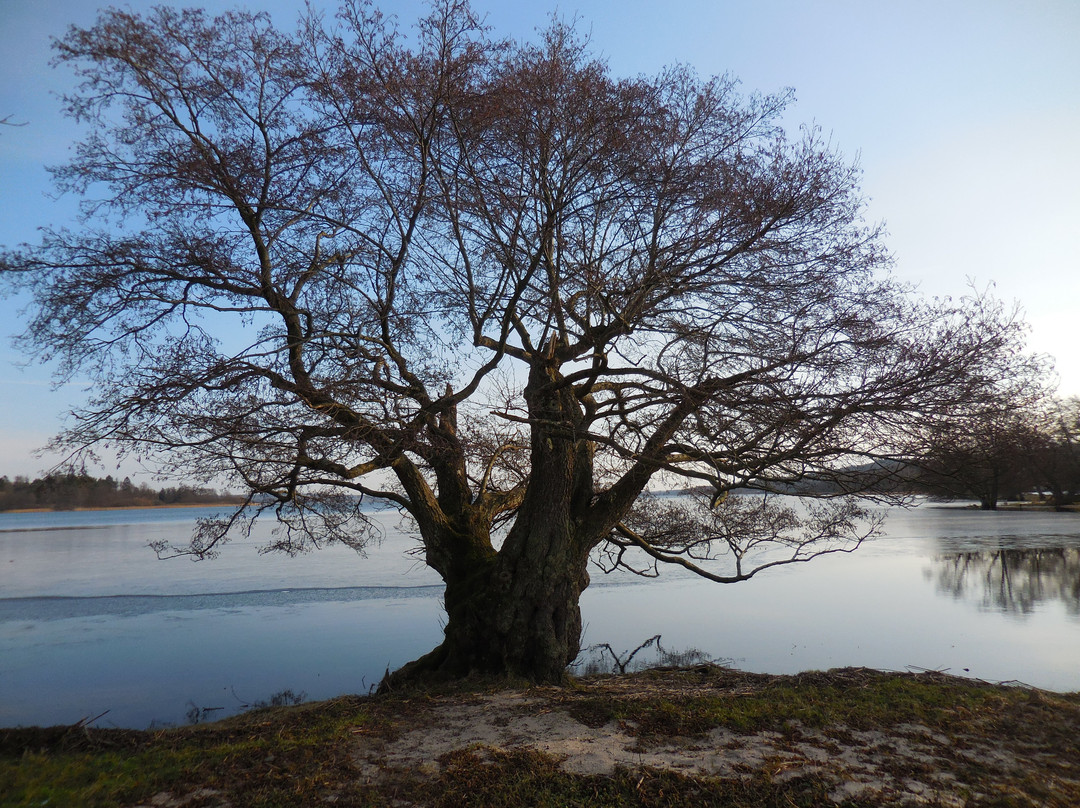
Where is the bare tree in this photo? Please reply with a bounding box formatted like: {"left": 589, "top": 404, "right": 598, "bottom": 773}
{"left": 1, "top": 1, "right": 1043, "bottom": 684}
{"left": 912, "top": 362, "right": 1055, "bottom": 509}
{"left": 916, "top": 406, "right": 1040, "bottom": 509}
{"left": 1029, "top": 396, "right": 1080, "bottom": 509}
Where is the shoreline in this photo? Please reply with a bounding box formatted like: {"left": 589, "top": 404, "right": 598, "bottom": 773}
{"left": 991, "top": 501, "right": 1080, "bottom": 512}
{"left": 0, "top": 501, "right": 247, "bottom": 515}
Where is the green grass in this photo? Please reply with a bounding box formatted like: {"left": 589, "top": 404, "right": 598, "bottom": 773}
{"left": 567, "top": 668, "right": 1025, "bottom": 737}
{"left": 0, "top": 696, "right": 381, "bottom": 808}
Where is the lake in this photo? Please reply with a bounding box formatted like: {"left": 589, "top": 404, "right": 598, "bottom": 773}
{"left": 2, "top": 501, "right": 1079, "bottom": 728}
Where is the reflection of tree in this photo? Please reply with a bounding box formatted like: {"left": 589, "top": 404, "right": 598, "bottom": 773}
{"left": 931, "top": 548, "right": 1080, "bottom": 617}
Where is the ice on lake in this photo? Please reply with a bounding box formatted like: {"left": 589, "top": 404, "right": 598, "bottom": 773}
{"left": 2, "top": 501, "right": 1079, "bottom": 728}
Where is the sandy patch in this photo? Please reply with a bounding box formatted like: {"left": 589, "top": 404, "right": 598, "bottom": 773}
{"left": 351, "top": 671, "right": 1074, "bottom": 806}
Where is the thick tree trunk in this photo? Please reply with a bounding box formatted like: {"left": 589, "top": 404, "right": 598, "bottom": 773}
{"left": 380, "top": 523, "right": 590, "bottom": 689}
{"left": 1046, "top": 480, "right": 1073, "bottom": 511}
{"left": 979, "top": 469, "right": 1000, "bottom": 510}
{"left": 381, "top": 353, "right": 597, "bottom": 691}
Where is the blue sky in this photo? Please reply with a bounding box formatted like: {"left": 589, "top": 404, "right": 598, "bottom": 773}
{"left": 1, "top": 0, "right": 1078, "bottom": 480}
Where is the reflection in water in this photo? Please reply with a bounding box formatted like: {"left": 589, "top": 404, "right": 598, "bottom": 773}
{"left": 930, "top": 547, "right": 1080, "bottom": 617}
{"left": 5, "top": 504, "right": 1080, "bottom": 726}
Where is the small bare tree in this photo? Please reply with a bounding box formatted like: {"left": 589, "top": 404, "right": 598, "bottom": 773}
{"left": 1, "top": 1, "right": 1043, "bottom": 684}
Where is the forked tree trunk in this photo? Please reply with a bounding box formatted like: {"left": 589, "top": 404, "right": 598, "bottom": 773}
{"left": 382, "top": 357, "right": 598, "bottom": 690}
{"left": 380, "top": 514, "right": 591, "bottom": 689}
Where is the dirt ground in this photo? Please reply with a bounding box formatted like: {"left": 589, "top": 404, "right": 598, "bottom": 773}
{"left": 339, "top": 666, "right": 1080, "bottom": 807}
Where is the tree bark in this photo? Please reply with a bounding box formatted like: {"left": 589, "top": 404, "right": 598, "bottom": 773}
{"left": 979, "top": 468, "right": 1000, "bottom": 510}
{"left": 382, "top": 355, "right": 596, "bottom": 690}
{"left": 380, "top": 516, "right": 591, "bottom": 689}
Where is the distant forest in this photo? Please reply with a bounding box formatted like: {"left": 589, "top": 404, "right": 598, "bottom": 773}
{"left": 0, "top": 472, "right": 245, "bottom": 512}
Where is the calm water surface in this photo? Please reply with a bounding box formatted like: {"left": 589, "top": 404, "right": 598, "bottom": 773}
{"left": 2, "top": 502, "right": 1078, "bottom": 728}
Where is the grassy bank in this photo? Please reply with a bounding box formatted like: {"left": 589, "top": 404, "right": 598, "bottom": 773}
{"left": 3, "top": 666, "right": 1079, "bottom": 807}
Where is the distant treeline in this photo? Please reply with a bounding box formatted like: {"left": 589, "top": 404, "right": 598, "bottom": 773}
{"left": 0, "top": 473, "right": 244, "bottom": 512}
